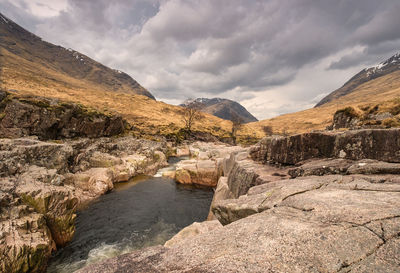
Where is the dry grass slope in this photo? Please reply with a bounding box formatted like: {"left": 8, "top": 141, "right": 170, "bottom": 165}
{"left": 249, "top": 70, "right": 400, "bottom": 135}
{"left": 0, "top": 48, "right": 264, "bottom": 142}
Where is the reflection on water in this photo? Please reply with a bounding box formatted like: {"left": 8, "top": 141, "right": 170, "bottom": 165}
{"left": 47, "top": 157, "right": 213, "bottom": 273}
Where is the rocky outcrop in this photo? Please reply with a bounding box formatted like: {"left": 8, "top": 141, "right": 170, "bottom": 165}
{"left": 330, "top": 107, "right": 360, "bottom": 130}
{"left": 173, "top": 142, "right": 244, "bottom": 187}
{"left": 79, "top": 128, "right": 400, "bottom": 273}
{"left": 0, "top": 92, "right": 125, "bottom": 140}
{"left": 79, "top": 181, "right": 400, "bottom": 272}
{"left": 289, "top": 158, "right": 400, "bottom": 178}
{"left": 0, "top": 136, "right": 169, "bottom": 272}
{"left": 164, "top": 220, "right": 222, "bottom": 247}
{"left": 250, "top": 128, "right": 400, "bottom": 164}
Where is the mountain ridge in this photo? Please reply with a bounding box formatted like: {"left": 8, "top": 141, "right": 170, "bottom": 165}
{"left": 180, "top": 98, "right": 258, "bottom": 123}
{"left": 315, "top": 52, "right": 400, "bottom": 107}
{"left": 0, "top": 12, "right": 155, "bottom": 100}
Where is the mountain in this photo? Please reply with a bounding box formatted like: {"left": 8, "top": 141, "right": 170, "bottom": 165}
{"left": 0, "top": 12, "right": 264, "bottom": 143}
{"left": 251, "top": 52, "right": 400, "bottom": 135}
{"left": 180, "top": 98, "right": 258, "bottom": 123}
{"left": 0, "top": 12, "right": 155, "bottom": 99}
{"left": 315, "top": 53, "right": 400, "bottom": 107}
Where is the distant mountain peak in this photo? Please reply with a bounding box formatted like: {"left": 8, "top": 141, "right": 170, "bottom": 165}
{"left": 315, "top": 52, "right": 400, "bottom": 107}
{"left": 364, "top": 52, "right": 400, "bottom": 78}
{"left": 181, "top": 97, "right": 258, "bottom": 123}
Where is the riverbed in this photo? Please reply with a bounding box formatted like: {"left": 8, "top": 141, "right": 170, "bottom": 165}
{"left": 47, "top": 157, "right": 213, "bottom": 273}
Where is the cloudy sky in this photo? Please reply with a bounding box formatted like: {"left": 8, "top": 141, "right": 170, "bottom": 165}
{"left": 1, "top": 0, "right": 400, "bottom": 120}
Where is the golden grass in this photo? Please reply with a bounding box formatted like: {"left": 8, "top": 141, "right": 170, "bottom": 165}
{"left": 0, "top": 48, "right": 264, "bottom": 142}
{"left": 249, "top": 70, "right": 400, "bottom": 134}
{"left": 2, "top": 42, "right": 400, "bottom": 139}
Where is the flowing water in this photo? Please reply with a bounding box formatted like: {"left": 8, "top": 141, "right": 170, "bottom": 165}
{"left": 47, "top": 157, "right": 213, "bottom": 273}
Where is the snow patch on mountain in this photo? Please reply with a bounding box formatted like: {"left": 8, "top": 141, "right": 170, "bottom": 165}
{"left": 365, "top": 52, "right": 400, "bottom": 77}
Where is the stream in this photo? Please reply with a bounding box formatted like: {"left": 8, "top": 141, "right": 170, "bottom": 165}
{"left": 47, "top": 157, "right": 213, "bottom": 273}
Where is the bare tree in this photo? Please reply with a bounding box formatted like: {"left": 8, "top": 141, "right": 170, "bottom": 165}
{"left": 181, "top": 100, "right": 205, "bottom": 135}
{"left": 182, "top": 107, "right": 200, "bottom": 133}
{"left": 231, "top": 114, "right": 243, "bottom": 145}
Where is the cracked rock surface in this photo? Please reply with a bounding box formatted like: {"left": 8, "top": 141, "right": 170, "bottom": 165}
{"left": 0, "top": 136, "right": 169, "bottom": 272}
{"left": 80, "top": 129, "right": 400, "bottom": 273}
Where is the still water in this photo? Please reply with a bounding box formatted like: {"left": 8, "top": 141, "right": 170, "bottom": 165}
{"left": 47, "top": 157, "right": 213, "bottom": 273}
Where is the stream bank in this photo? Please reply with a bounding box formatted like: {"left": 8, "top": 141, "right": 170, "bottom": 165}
{"left": 47, "top": 157, "right": 213, "bottom": 273}
{"left": 0, "top": 136, "right": 171, "bottom": 272}
{"left": 79, "top": 129, "right": 400, "bottom": 273}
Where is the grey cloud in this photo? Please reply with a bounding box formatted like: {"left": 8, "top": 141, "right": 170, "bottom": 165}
{"left": 1, "top": 0, "right": 400, "bottom": 119}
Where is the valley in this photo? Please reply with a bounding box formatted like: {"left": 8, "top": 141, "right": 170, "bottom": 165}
{"left": 1, "top": 5, "right": 400, "bottom": 273}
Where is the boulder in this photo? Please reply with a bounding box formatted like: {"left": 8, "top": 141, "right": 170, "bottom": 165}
{"left": 164, "top": 220, "right": 222, "bottom": 247}
{"left": 250, "top": 129, "right": 400, "bottom": 165}
{"left": 0, "top": 94, "right": 125, "bottom": 140}
{"left": 175, "top": 159, "right": 221, "bottom": 187}
{"left": 15, "top": 180, "right": 78, "bottom": 247}
{"left": 0, "top": 138, "right": 73, "bottom": 176}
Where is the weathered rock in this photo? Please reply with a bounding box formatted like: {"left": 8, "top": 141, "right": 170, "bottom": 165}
{"left": 0, "top": 94, "right": 125, "bottom": 140}
{"left": 213, "top": 174, "right": 400, "bottom": 226}
{"left": 15, "top": 180, "right": 78, "bottom": 247}
{"left": 290, "top": 158, "right": 400, "bottom": 178}
{"left": 175, "top": 159, "right": 221, "bottom": 186}
{"left": 175, "top": 142, "right": 249, "bottom": 187}
{"left": 0, "top": 135, "right": 169, "bottom": 272}
{"left": 175, "top": 168, "right": 192, "bottom": 184}
{"left": 79, "top": 201, "right": 400, "bottom": 273}
{"left": 0, "top": 138, "right": 73, "bottom": 176}
{"left": 162, "top": 170, "right": 176, "bottom": 179}
{"left": 164, "top": 220, "right": 222, "bottom": 247}
{"left": 206, "top": 177, "right": 234, "bottom": 220}
{"left": 0, "top": 208, "right": 55, "bottom": 273}
{"left": 347, "top": 160, "right": 400, "bottom": 175}
{"left": 250, "top": 129, "right": 400, "bottom": 164}
{"left": 77, "top": 130, "right": 400, "bottom": 273}
{"left": 175, "top": 145, "right": 190, "bottom": 157}
{"left": 331, "top": 107, "right": 360, "bottom": 130}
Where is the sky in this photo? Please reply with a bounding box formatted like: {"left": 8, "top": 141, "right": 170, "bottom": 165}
{"left": 1, "top": 0, "right": 400, "bottom": 120}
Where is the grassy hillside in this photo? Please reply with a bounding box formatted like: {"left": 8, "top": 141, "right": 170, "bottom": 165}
{"left": 249, "top": 70, "right": 400, "bottom": 135}
{"left": 0, "top": 13, "right": 264, "bottom": 143}
{"left": 0, "top": 48, "right": 264, "bottom": 142}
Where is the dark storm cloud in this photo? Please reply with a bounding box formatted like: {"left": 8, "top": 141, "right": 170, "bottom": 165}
{"left": 1, "top": 0, "right": 400, "bottom": 119}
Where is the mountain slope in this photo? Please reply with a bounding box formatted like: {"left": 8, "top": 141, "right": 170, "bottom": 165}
{"left": 316, "top": 53, "right": 400, "bottom": 107}
{"left": 181, "top": 98, "right": 258, "bottom": 123}
{"left": 0, "top": 13, "right": 264, "bottom": 143}
{"left": 0, "top": 12, "right": 155, "bottom": 99}
{"left": 250, "top": 53, "right": 400, "bottom": 134}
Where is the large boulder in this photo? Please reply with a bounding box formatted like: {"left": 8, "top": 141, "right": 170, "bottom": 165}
{"left": 0, "top": 94, "right": 125, "bottom": 140}
{"left": 175, "top": 159, "right": 222, "bottom": 187}
{"left": 0, "top": 138, "right": 73, "bottom": 176}
{"left": 250, "top": 129, "right": 400, "bottom": 164}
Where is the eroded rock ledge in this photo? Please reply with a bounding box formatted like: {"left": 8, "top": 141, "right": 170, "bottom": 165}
{"left": 0, "top": 136, "right": 169, "bottom": 272}
{"left": 79, "top": 129, "right": 400, "bottom": 273}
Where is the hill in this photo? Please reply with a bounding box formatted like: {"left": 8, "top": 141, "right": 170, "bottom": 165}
{"left": 250, "top": 53, "right": 400, "bottom": 135}
{"left": 0, "top": 12, "right": 154, "bottom": 99}
{"left": 0, "top": 12, "right": 264, "bottom": 143}
{"left": 316, "top": 53, "right": 400, "bottom": 107}
{"left": 180, "top": 98, "right": 258, "bottom": 123}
